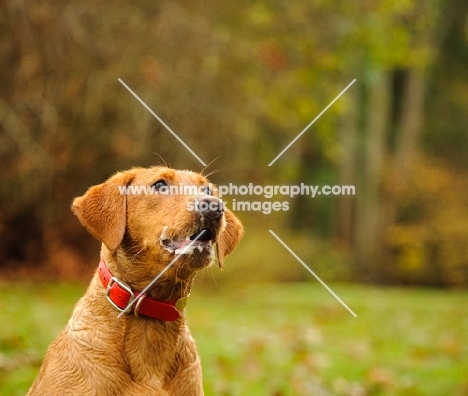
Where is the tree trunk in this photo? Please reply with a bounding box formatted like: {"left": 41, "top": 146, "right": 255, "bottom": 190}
{"left": 336, "top": 84, "right": 358, "bottom": 245}
{"left": 381, "top": 68, "right": 426, "bottom": 281}
{"left": 354, "top": 70, "right": 392, "bottom": 282}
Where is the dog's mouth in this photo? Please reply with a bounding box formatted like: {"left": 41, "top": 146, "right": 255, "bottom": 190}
{"left": 159, "top": 226, "right": 215, "bottom": 255}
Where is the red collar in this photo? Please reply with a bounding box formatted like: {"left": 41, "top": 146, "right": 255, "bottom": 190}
{"left": 98, "top": 260, "right": 187, "bottom": 321}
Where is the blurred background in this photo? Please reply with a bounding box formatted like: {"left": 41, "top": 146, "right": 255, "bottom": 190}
{"left": 2, "top": 0, "right": 468, "bottom": 286}
{"left": 1, "top": 0, "right": 468, "bottom": 395}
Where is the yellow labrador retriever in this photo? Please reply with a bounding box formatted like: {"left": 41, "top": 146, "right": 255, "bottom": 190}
{"left": 27, "top": 166, "right": 243, "bottom": 396}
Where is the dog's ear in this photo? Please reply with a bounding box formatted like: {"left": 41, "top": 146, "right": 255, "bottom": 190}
{"left": 217, "top": 209, "right": 243, "bottom": 268}
{"left": 71, "top": 172, "right": 134, "bottom": 251}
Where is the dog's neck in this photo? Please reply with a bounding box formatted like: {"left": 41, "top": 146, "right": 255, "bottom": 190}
{"left": 100, "top": 245, "right": 195, "bottom": 303}
{"left": 70, "top": 272, "right": 189, "bottom": 377}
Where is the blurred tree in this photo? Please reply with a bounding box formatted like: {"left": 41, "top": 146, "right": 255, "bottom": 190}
{"left": 1, "top": 0, "right": 468, "bottom": 286}
{"left": 0, "top": 0, "right": 252, "bottom": 273}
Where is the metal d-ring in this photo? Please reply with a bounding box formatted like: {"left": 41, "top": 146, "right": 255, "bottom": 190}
{"left": 133, "top": 293, "right": 147, "bottom": 317}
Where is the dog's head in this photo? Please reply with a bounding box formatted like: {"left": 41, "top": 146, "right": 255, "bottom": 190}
{"left": 71, "top": 166, "right": 243, "bottom": 286}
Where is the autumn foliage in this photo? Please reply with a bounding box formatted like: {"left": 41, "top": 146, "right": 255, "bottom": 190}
{"left": 1, "top": 0, "right": 467, "bottom": 286}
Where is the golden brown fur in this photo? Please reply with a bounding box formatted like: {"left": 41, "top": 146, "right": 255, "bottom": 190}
{"left": 27, "top": 166, "right": 243, "bottom": 396}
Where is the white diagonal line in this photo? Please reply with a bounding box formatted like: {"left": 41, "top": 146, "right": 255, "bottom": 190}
{"left": 117, "top": 230, "right": 206, "bottom": 318}
{"left": 118, "top": 78, "right": 206, "bottom": 166}
{"left": 269, "top": 230, "right": 357, "bottom": 317}
{"left": 268, "top": 79, "right": 356, "bottom": 166}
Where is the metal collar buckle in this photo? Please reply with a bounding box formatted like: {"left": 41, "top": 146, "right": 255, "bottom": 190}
{"left": 105, "top": 276, "right": 135, "bottom": 314}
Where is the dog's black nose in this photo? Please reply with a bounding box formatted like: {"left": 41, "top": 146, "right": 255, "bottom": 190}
{"left": 194, "top": 196, "right": 224, "bottom": 219}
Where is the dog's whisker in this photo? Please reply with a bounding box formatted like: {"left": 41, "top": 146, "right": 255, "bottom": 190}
{"left": 203, "top": 169, "right": 221, "bottom": 178}
{"left": 153, "top": 152, "right": 169, "bottom": 168}
{"left": 168, "top": 283, "right": 178, "bottom": 301}
{"left": 130, "top": 246, "right": 145, "bottom": 264}
{"left": 199, "top": 267, "right": 205, "bottom": 285}
{"left": 200, "top": 156, "right": 220, "bottom": 176}
{"left": 209, "top": 266, "right": 218, "bottom": 289}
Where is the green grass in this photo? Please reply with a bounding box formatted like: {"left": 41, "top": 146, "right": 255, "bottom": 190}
{"left": 1, "top": 282, "right": 467, "bottom": 395}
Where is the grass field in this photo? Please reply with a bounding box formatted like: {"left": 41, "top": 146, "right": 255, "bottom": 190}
{"left": 0, "top": 282, "right": 467, "bottom": 395}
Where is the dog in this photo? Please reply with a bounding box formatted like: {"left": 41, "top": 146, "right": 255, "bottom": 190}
{"left": 27, "top": 166, "right": 243, "bottom": 396}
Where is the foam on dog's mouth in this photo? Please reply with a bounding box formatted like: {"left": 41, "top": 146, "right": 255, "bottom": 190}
{"left": 159, "top": 226, "right": 214, "bottom": 255}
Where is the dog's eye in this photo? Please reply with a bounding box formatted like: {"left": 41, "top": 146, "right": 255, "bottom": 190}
{"left": 152, "top": 179, "right": 168, "bottom": 191}
{"left": 200, "top": 185, "right": 213, "bottom": 195}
